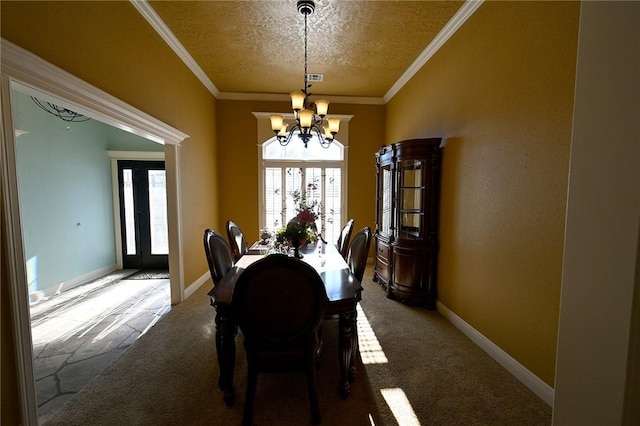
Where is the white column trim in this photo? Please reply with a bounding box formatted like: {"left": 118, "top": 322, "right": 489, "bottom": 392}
{"left": 0, "top": 75, "right": 38, "bottom": 426}
{"left": 1, "top": 38, "right": 190, "bottom": 422}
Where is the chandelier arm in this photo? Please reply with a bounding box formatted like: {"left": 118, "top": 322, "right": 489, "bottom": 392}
{"left": 310, "top": 124, "right": 333, "bottom": 149}
{"left": 278, "top": 128, "right": 297, "bottom": 146}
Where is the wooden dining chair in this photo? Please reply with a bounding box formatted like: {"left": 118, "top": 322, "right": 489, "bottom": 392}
{"left": 231, "top": 254, "right": 328, "bottom": 425}
{"left": 346, "top": 226, "right": 372, "bottom": 283}
{"left": 226, "top": 220, "right": 248, "bottom": 262}
{"left": 203, "top": 228, "right": 237, "bottom": 404}
{"left": 336, "top": 219, "right": 354, "bottom": 260}
{"left": 203, "top": 228, "right": 235, "bottom": 285}
{"left": 339, "top": 226, "right": 372, "bottom": 383}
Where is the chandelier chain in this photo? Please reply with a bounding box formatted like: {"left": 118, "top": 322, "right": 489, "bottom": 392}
{"left": 303, "top": 10, "right": 309, "bottom": 98}
{"left": 269, "top": 0, "right": 339, "bottom": 149}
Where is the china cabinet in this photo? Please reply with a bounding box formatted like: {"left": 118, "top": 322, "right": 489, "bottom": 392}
{"left": 374, "top": 138, "right": 442, "bottom": 310}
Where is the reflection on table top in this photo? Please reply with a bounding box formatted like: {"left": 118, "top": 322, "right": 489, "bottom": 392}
{"left": 210, "top": 242, "right": 362, "bottom": 310}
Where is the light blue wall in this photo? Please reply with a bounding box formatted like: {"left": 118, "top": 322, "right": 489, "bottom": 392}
{"left": 11, "top": 90, "right": 161, "bottom": 293}
{"left": 106, "top": 126, "right": 164, "bottom": 152}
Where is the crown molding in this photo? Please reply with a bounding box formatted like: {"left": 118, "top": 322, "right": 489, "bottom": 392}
{"left": 1, "top": 38, "right": 188, "bottom": 145}
{"left": 130, "top": 0, "right": 220, "bottom": 97}
{"left": 219, "top": 91, "right": 385, "bottom": 105}
{"left": 384, "top": 0, "right": 484, "bottom": 103}
{"left": 132, "top": 0, "right": 481, "bottom": 106}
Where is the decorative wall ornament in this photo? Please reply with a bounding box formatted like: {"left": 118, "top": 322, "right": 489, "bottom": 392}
{"left": 31, "top": 97, "right": 90, "bottom": 122}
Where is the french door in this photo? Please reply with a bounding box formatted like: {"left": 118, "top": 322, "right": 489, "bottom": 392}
{"left": 117, "top": 160, "right": 169, "bottom": 269}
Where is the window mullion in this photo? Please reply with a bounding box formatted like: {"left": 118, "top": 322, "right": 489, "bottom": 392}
{"left": 320, "top": 167, "right": 327, "bottom": 236}
{"left": 280, "top": 166, "right": 287, "bottom": 227}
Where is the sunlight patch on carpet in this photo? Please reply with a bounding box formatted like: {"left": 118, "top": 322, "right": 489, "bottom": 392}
{"left": 381, "top": 388, "right": 421, "bottom": 426}
{"left": 357, "top": 304, "right": 388, "bottom": 364}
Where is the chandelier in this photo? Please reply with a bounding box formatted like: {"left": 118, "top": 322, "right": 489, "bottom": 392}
{"left": 269, "top": 0, "right": 340, "bottom": 149}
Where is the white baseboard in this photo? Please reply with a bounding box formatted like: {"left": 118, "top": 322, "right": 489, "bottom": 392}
{"left": 184, "top": 271, "right": 211, "bottom": 300}
{"left": 437, "top": 300, "right": 555, "bottom": 407}
{"left": 29, "top": 263, "right": 118, "bottom": 304}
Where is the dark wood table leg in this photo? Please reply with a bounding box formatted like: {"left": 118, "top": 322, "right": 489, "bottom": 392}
{"left": 215, "top": 308, "right": 237, "bottom": 406}
{"left": 338, "top": 308, "right": 358, "bottom": 398}
{"left": 349, "top": 322, "right": 358, "bottom": 384}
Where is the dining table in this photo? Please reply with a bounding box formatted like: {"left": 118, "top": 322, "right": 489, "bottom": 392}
{"left": 208, "top": 241, "right": 363, "bottom": 406}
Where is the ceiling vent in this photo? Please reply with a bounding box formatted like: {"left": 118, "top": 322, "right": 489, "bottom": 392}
{"left": 307, "top": 73, "right": 324, "bottom": 82}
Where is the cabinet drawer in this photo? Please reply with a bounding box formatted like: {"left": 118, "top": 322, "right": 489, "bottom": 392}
{"left": 375, "top": 256, "right": 391, "bottom": 283}
{"left": 376, "top": 242, "right": 390, "bottom": 261}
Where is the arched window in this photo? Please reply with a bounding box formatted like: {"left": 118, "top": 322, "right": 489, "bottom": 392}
{"left": 259, "top": 134, "right": 347, "bottom": 244}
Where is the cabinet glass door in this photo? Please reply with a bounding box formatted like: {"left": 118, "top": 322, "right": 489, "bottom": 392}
{"left": 380, "top": 166, "right": 393, "bottom": 235}
{"left": 398, "top": 159, "right": 424, "bottom": 239}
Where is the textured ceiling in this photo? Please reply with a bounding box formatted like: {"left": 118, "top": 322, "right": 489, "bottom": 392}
{"left": 147, "top": 0, "right": 464, "bottom": 99}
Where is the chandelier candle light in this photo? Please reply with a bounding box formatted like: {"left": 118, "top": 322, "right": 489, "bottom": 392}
{"left": 270, "top": 0, "right": 340, "bottom": 149}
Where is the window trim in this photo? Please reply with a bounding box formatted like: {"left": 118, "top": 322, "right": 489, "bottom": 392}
{"left": 253, "top": 112, "right": 352, "bottom": 236}
{"left": 260, "top": 161, "right": 345, "bottom": 239}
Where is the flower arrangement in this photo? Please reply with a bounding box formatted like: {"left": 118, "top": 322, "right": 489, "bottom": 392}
{"left": 273, "top": 190, "right": 320, "bottom": 253}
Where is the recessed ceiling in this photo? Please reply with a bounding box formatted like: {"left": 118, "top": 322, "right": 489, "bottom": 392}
{"left": 146, "top": 0, "right": 466, "bottom": 100}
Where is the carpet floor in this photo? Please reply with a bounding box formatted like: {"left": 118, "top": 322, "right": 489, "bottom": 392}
{"left": 43, "top": 268, "right": 551, "bottom": 425}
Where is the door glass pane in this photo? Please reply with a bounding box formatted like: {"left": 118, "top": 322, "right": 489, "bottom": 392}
{"left": 123, "top": 169, "right": 136, "bottom": 255}
{"left": 148, "top": 170, "right": 168, "bottom": 255}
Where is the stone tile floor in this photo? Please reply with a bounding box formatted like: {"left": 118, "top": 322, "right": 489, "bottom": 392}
{"left": 29, "top": 270, "right": 171, "bottom": 424}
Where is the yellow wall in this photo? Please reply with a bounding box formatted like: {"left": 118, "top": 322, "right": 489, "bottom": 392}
{"left": 387, "top": 1, "right": 579, "bottom": 385}
{"left": 1, "top": 3, "right": 218, "bottom": 422}
{"left": 0, "top": 1, "right": 219, "bottom": 286}
{"left": 0, "top": 2, "right": 582, "bottom": 422}
{"left": 216, "top": 99, "right": 384, "bottom": 244}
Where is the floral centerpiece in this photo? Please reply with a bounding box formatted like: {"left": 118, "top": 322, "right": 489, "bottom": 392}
{"left": 273, "top": 190, "right": 320, "bottom": 257}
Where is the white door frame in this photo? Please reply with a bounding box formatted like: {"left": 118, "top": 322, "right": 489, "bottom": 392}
{"left": 1, "top": 38, "right": 189, "bottom": 424}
